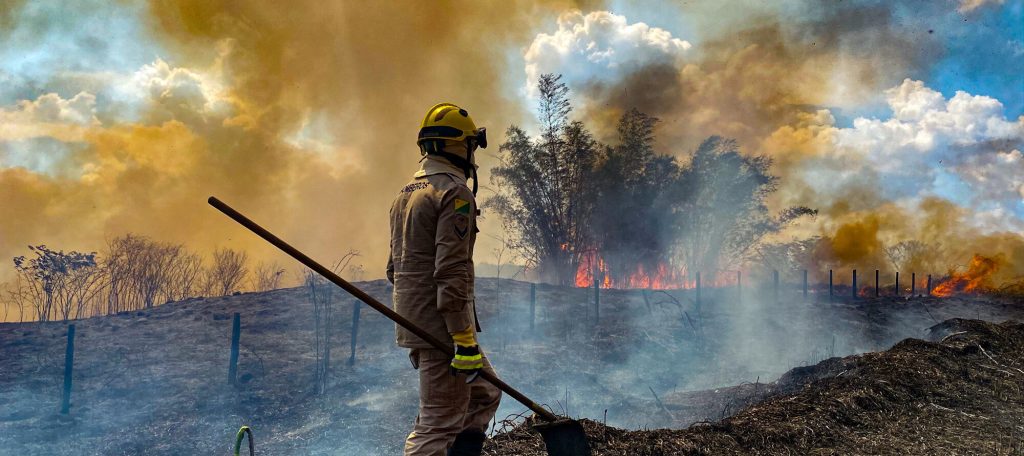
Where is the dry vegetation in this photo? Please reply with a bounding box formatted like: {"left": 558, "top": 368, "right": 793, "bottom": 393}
{"left": 0, "top": 279, "right": 1021, "bottom": 455}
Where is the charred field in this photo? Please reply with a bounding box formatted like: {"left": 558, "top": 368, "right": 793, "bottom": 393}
{"left": 1, "top": 278, "right": 1022, "bottom": 455}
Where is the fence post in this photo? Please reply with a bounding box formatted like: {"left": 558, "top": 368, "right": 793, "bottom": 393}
{"left": 927, "top": 274, "right": 932, "bottom": 296}
{"left": 736, "top": 270, "right": 741, "bottom": 303}
{"left": 529, "top": 283, "right": 537, "bottom": 333}
{"left": 829, "top": 269, "right": 833, "bottom": 301}
{"left": 875, "top": 269, "right": 880, "bottom": 297}
{"left": 60, "top": 324, "right": 75, "bottom": 414}
{"left": 773, "top": 269, "right": 779, "bottom": 303}
{"left": 696, "top": 272, "right": 702, "bottom": 310}
{"left": 228, "top": 313, "right": 240, "bottom": 385}
{"left": 852, "top": 269, "right": 858, "bottom": 299}
{"left": 911, "top": 272, "right": 916, "bottom": 297}
{"left": 803, "top": 269, "right": 808, "bottom": 299}
{"left": 895, "top": 272, "right": 900, "bottom": 297}
{"left": 348, "top": 300, "right": 360, "bottom": 366}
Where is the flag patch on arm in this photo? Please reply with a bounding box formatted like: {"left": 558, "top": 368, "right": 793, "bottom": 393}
{"left": 454, "top": 198, "right": 471, "bottom": 215}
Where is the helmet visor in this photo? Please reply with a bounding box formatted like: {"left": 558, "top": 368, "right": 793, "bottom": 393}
{"left": 418, "top": 125, "right": 465, "bottom": 143}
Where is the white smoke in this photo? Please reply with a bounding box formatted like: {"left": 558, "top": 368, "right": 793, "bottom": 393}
{"left": 523, "top": 11, "right": 691, "bottom": 99}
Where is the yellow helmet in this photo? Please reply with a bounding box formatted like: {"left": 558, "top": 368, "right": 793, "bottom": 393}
{"left": 417, "top": 103, "right": 487, "bottom": 149}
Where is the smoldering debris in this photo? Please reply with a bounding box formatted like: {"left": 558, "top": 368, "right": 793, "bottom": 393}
{"left": 485, "top": 318, "right": 1024, "bottom": 455}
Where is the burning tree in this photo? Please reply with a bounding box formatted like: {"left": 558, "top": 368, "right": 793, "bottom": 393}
{"left": 489, "top": 74, "right": 600, "bottom": 285}
{"left": 588, "top": 108, "right": 683, "bottom": 288}
{"left": 491, "top": 75, "right": 814, "bottom": 289}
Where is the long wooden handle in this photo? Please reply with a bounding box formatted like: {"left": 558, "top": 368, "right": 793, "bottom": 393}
{"left": 208, "top": 196, "right": 558, "bottom": 422}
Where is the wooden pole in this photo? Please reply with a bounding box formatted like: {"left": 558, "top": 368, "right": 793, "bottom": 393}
{"left": 875, "top": 269, "right": 880, "bottom": 297}
{"left": 60, "top": 324, "right": 75, "bottom": 414}
{"left": 852, "top": 269, "right": 858, "bottom": 299}
{"left": 529, "top": 283, "right": 536, "bottom": 333}
{"left": 911, "top": 272, "right": 916, "bottom": 297}
{"left": 829, "top": 269, "right": 833, "bottom": 300}
{"left": 927, "top": 274, "right": 932, "bottom": 296}
{"left": 895, "top": 271, "right": 900, "bottom": 297}
{"left": 736, "top": 270, "right": 741, "bottom": 303}
{"left": 348, "top": 300, "right": 360, "bottom": 366}
{"left": 696, "top": 271, "right": 702, "bottom": 312}
{"left": 773, "top": 269, "right": 779, "bottom": 303}
{"left": 802, "top": 269, "right": 808, "bottom": 299}
{"left": 228, "top": 312, "right": 240, "bottom": 385}
{"left": 593, "top": 270, "right": 600, "bottom": 323}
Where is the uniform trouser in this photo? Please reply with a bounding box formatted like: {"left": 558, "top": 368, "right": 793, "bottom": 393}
{"left": 404, "top": 348, "right": 502, "bottom": 456}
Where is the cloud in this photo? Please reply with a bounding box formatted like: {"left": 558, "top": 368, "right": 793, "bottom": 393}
{"left": 763, "top": 79, "right": 1023, "bottom": 243}
{"left": 958, "top": 0, "right": 1006, "bottom": 13}
{"left": 0, "top": 92, "right": 99, "bottom": 126}
{"left": 834, "top": 79, "right": 1022, "bottom": 172}
{"left": 524, "top": 11, "right": 691, "bottom": 98}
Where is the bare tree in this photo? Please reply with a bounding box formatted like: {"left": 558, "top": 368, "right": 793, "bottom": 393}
{"left": 251, "top": 261, "right": 286, "bottom": 292}
{"left": 885, "top": 240, "right": 929, "bottom": 271}
{"left": 6, "top": 276, "right": 30, "bottom": 322}
{"left": 207, "top": 248, "right": 249, "bottom": 296}
{"left": 308, "top": 249, "right": 360, "bottom": 394}
{"left": 13, "top": 245, "right": 98, "bottom": 322}
{"left": 166, "top": 251, "right": 204, "bottom": 300}
{"left": 137, "top": 243, "right": 182, "bottom": 308}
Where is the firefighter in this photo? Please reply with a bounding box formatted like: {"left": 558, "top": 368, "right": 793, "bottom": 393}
{"left": 387, "top": 103, "right": 501, "bottom": 456}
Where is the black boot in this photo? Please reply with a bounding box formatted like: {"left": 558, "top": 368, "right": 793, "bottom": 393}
{"left": 447, "top": 430, "right": 486, "bottom": 456}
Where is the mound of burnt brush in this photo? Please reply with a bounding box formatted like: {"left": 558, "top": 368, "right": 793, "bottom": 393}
{"left": 484, "top": 318, "right": 1024, "bottom": 455}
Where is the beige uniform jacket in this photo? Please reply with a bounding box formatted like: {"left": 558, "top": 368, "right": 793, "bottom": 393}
{"left": 387, "top": 157, "right": 479, "bottom": 349}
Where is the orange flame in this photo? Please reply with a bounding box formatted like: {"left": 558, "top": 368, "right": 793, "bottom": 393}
{"left": 931, "top": 254, "right": 999, "bottom": 297}
{"left": 573, "top": 251, "right": 733, "bottom": 290}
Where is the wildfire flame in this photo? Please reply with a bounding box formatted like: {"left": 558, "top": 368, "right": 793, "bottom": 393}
{"left": 931, "top": 254, "right": 999, "bottom": 297}
{"left": 574, "top": 251, "right": 732, "bottom": 290}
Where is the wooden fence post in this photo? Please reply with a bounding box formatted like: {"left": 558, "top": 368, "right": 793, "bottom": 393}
{"left": 696, "top": 271, "right": 702, "bottom": 312}
{"left": 736, "top": 270, "right": 741, "bottom": 303}
{"left": 228, "top": 313, "right": 240, "bottom": 385}
{"left": 803, "top": 269, "right": 808, "bottom": 299}
{"left": 829, "top": 269, "right": 833, "bottom": 301}
{"left": 60, "top": 324, "right": 75, "bottom": 414}
{"left": 773, "top": 270, "right": 779, "bottom": 303}
{"left": 927, "top": 274, "right": 932, "bottom": 296}
{"left": 852, "top": 269, "right": 858, "bottom": 299}
{"left": 875, "top": 269, "right": 880, "bottom": 297}
{"left": 895, "top": 272, "right": 900, "bottom": 297}
{"left": 529, "top": 283, "right": 537, "bottom": 333}
{"left": 348, "top": 300, "right": 360, "bottom": 366}
{"left": 911, "top": 272, "right": 916, "bottom": 297}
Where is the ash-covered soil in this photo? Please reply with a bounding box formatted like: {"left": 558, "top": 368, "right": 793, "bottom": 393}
{"left": 485, "top": 318, "right": 1024, "bottom": 455}
{"left": 0, "top": 279, "right": 1021, "bottom": 455}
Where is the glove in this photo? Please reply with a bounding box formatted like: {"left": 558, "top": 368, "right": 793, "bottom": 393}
{"left": 450, "top": 325, "right": 483, "bottom": 383}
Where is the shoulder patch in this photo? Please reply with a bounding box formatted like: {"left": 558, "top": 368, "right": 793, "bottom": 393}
{"left": 454, "top": 198, "right": 471, "bottom": 215}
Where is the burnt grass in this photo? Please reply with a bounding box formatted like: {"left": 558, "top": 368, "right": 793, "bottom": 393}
{"left": 1, "top": 278, "right": 1023, "bottom": 454}
{"left": 485, "top": 318, "right": 1024, "bottom": 455}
